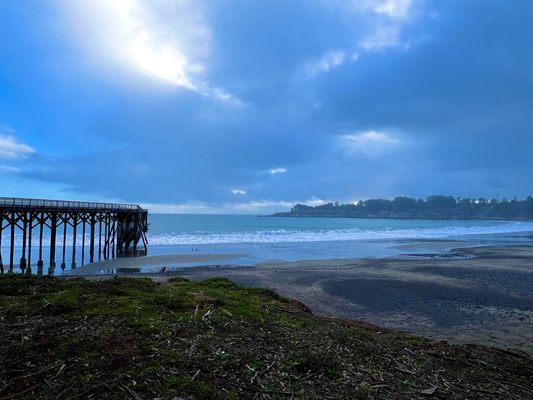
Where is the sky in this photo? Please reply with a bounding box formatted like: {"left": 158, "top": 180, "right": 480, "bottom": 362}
{"left": 0, "top": 0, "right": 532, "bottom": 213}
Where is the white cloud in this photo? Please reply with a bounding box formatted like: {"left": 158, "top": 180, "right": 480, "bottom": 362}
{"left": 128, "top": 36, "right": 195, "bottom": 90}
{"left": 68, "top": 0, "right": 204, "bottom": 89}
{"left": 360, "top": 26, "right": 404, "bottom": 50}
{"left": 360, "top": 0, "right": 414, "bottom": 50}
{"left": 140, "top": 202, "right": 210, "bottom": 213}
{"left": 231, "top": 189, "right": 247, "bottom": 195}
{"left": 142, "top": 197, "right": 330, "bottom": 214}
{"left": 306, "top": 51, "right": 346, "bottom": 77}
{"left": 227, "top": 198, "right": 328, "bottom": 212}
{"left": 341, "top": 130, "right": 401, "bottom": 156}
{"left": 267, "top": 168, "right": 287, "bottom": 175}
{"left": 311, "top": 0, "right": 416, "bottom": 73}
{"left": 212, "top": 88, "right": 244, "bottom": 107}
{"left": 333, "top": 0, "right": 415, "bottom": 21}
{"left": 0, "top": 134, "right": 36, "bottom": 159}
{"left": 0, "top": 165, "right": 20, "bottom": 174}
{"left": 372, "top": 0, "right": 413, "bottom": 19}
{"left": 62, "top": 0, "right": 240, "bottom": 105}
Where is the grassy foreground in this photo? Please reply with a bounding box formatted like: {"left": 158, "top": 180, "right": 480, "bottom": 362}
{"left": 0, "top": 276, "right": 531, "bottom": 399}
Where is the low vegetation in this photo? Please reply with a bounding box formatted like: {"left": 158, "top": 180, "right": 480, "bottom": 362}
{"left": 0, "top": 275, "right": 531, "bottom": 399}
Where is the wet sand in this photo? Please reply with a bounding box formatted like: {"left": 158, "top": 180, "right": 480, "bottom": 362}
{"left": 67, "top": 253, "right": 246, "bottom": 274}
{"left": 79, "top": 244, "right": 533, "bottom": 354}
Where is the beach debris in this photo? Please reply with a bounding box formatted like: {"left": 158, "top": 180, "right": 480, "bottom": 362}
{"left": 420, "top": 385, "right": 438, "bottom": 395}
{"left": 0, "top": 275, "right": 531, "bottom": 400}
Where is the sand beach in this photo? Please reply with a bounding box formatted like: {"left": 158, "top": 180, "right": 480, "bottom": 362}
{"left": 76, "top": 242, "right": 533, "bottom": 355}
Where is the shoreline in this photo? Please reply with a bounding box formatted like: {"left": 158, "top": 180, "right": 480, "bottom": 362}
{"left": 64, "top": 253, "right": 247, "bottom": 275}
{"left": 65, "top": 229, "right": 533, "bottom": 275}
{"left": 75, "top": 242, "right": 533, "bottom": 355}
{"left": 267, "top": 214, "right": 533, "bottom": 222}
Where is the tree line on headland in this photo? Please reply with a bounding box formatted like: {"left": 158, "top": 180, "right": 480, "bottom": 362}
{"left": 271, "top": 195, "right": 533, "bottom": 220}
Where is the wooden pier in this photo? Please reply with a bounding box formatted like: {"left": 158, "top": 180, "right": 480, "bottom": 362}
{"left": 0, "top": 197, "right": 148, "bottom": 274}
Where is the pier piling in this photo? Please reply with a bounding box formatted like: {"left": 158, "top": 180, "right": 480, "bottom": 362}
{"left": 0, "top": 197, "right": 148, "bottom": 274}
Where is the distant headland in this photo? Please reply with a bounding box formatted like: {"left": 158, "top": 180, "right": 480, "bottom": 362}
{"left": 271, "top": 195, "right": 533, "bottom": 220}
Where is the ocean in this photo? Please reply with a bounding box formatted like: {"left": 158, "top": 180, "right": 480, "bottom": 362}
{"left": 137, "top": 214, "right": 533, "bottom": 270}
{"left": 148, "top": 214, "right": 533, "bottom": 245}
{"left": 3, "top": 214, "right": 533, "bottom": 274}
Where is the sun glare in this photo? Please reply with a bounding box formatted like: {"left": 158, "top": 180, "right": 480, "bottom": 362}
{"left": 106, "top": 0, "right": 195, "bottom": 89}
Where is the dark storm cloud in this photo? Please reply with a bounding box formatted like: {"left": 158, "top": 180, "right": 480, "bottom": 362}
{"left": 1, "top": 0, "right": 532, "bottom": 209}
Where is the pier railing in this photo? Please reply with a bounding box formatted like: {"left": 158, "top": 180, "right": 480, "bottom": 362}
{"left": 0, "top": 197, "right": 140, "bottom": 212}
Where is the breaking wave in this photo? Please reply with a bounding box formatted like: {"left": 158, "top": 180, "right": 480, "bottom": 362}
{"left": 148, "top": 221, "right": 533, "bottom": 245}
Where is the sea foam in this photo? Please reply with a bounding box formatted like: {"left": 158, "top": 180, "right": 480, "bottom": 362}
{"left": 148, "top": 221, "right": 533, "bottom": 245}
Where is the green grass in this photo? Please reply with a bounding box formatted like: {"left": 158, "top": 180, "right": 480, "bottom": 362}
{"left": 0, "top": 275, "right": 531, "bottom": 399}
